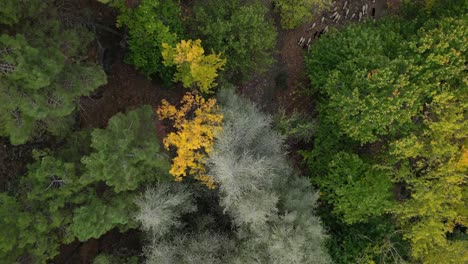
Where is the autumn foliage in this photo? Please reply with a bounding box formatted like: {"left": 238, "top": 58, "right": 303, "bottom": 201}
{"left": 156, "top": 92, "right": 223, "bottom": 188}
{"left": 162, "top": 39, "right": 226, "bottom": 93}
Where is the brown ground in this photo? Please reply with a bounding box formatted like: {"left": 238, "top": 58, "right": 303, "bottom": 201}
{"left": 79, "top": 61, "right": 184, "bottom": 130}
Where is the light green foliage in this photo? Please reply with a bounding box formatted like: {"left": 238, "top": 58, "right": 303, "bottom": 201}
{"left": 81, "top": 106, "right": 170, "bottom": 192}
{"left": 321, "top": 152, "right": 395, "bottom": 224}
{"left": 304, "top": 9, "right": 467, "bottom": 264}
{"left": 274, "top": 0, "right": 331, "bottom": 29}
{"left": 71, "top": 194, "right": 137, "bottom": 241}
{"left": 0, "top": 0, "right": 45, "bottom": 25}
{"left": 116, "top": 0, "right": 183, "bottom": 81}
{"left": 192, "top": 0, "right": 277, "bottom": 81}
{"left": 391, "top": 91, "right": 468, "bottom": 263}
{"left": 0, "top": 15, "right": 106, "bottom": 145}
{"left": 306, "top": 20, "right": 419, "bottom": 143}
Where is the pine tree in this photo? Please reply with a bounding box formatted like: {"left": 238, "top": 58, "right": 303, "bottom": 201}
{"left": 82, "top": 106, "right": 170, "bottom": 193}
{"left": 0, "top": 11, "right": 106, "bottom": 145}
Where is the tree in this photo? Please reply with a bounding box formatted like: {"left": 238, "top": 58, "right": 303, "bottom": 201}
{"left": 191, "top": 0, "right": 277, "bottom": 81}
{"left": 0, "top": 0, "right": 45, "bottom": 26}
{"left": 135, "top": 183, "right": 197, "bottom": 239}
{"left": 0, "top": 193, "right": 61, "bottom": 263}
{"left": 391, "top": 92, "right": 468, "bottom": 263}
{"left": 116, "top": 0, "right": 183, "bottom": 82}
{"left": 156, "top": 93, "right": 223, "bottom": 189}
{"left": 135, "top": 89, "right": 331, "bottom": 264}
{"left": 162, "top": 39, "right": 226, "bottom": 94}
{"left": 303, "top": 8, "right": 467, "bottom": 263}
{"left": 0, "top": 106, "right": 171, "bottom": 261}
{"left": 81, "top": 106, "right": 170, "bottom": 193}
{"left": 209, "top": 88, "right": 331, "bottom": 263}
{"left": 0, "top": 11, "right": 106, "bottom": 145}
{"left": 274, "top": 0, "right": 331, "bottom": 29}
{"left": 70, "top": 194, "right": 138, "bottom": 241}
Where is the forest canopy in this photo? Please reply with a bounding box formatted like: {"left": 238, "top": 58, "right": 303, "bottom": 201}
{"left": 0, "top": 0, "right": 466, "bottom": 263}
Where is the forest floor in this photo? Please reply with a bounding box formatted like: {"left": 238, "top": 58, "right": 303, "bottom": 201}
{"left": 0, "top": 0, "right": 389, "bottom": 263}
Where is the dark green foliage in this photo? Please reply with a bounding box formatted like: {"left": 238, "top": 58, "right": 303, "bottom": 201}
{"left": 0, "top": 7, "right": 107, "bottom": 145}
{"left": 275, "top": 109, "right": 317, "bottom": 143}
{"left": 323, "top": 214, "right": 409, "bottom": 264}
{"left": 93, "top": 252, "right": 139, "bottom": 264}
{"left": 191, "top": 0, "right": 277, "bottom": 82}
{"left": 0, "top": 193, "right": 61, "bottom": 263}
{"left": 116, "top": 0, "right": 184, "bottom": 82}
{"left": 0, "top": 106, "right": 169, "bottom": 261}
{"left": 0, "top": 0, "right": 45, "bottom": 26}
{"left": 81, "top": 106, "right": 170, "bottom": 192}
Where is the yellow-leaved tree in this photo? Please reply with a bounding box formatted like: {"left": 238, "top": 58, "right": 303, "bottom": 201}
{"left": 156, "top": 92, "right": 223, "bottom": 188}
{"left": 162, "top": 39, "right": 226, "bottom": 94}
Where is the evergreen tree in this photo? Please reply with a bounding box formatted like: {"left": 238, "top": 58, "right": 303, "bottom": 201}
{"left": 0, "top": 0, "right": 45, "bottom": 26}
{"left": 0, "top": 8, "right": 106, "bottom": 145}
{"left": 82, "top": 106, "right": 170, "bottom": 192}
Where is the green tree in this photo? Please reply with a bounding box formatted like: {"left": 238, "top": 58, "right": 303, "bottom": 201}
{"left": 191, "top": 0, "right": 277, "bottom": 82}
{"left": 0, "top": 193, "right": 61, "bottom": 263}
{"left": 0, "top": 106, "right": 170, "bottom": 261}
{"left": 321, "top": 152, "right": 395, "bottom": 224}
{"left": 0, "top": 15, "right": 106, "bottom": 145}
{"left": 70, "top": 194, "right": 138, "bottom": 241}
{"left": 274, "top": 0, "right": 331, "bottom": 29}
{"left": 304, "top": 8, "right": 467, "bottom": 263}
{"left": 0, "top": 0, "right": 45, "bottom": 26}
{"left": 81, "top": 106, "right": 170, "bottom": 192}
{"left": 116, "top": 0, "right": 184, "bottom": 82}
{"left": 391, "top": 92, "right": 468, "bottom": 263}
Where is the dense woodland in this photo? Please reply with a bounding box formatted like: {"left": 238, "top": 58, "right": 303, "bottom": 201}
{"left": 0, "top": 0, "right": 466, "bottom": 263}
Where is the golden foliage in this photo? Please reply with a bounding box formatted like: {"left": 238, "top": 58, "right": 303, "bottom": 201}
{"left": 162, "top": 39, "right": 226, "bottom": 94}
{"left": 156, "top": 92, "right": 223, "bottom": 188}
